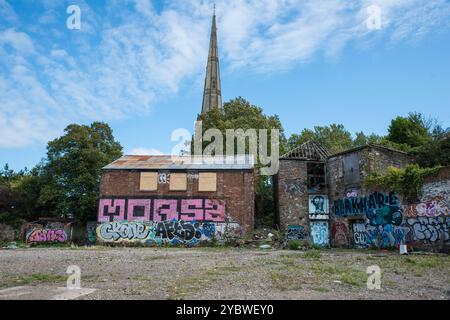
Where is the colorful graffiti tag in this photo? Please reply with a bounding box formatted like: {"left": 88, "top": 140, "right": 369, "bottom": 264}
{"left": 352, "top": 223, "right": 366, "bottom": 247}
{"left": 333, "top": 192, "right": 401, "bottom": 217}
{"left": 26, "top": 229, "right": 67, "bottom": 243}
{"left": 333, "top": 191, "right": 449, "bottom": 248}
{"left": 366, "top": 203, "right": 403, "bottom": 227}
{"left": 310, "top": 221, "right": 329, "bottom": 246}
{"left": 96, "top": 220, "right": 223, "bottom": 245}
{"left": 25, "top": 221, "right": 72, "bottom": 244}
{"left": 363, "top": 224, "right": 410, "bottom": 248}
{"left": 407, "top": 217, "right": 449, "bottom": 243}
{"left": 404, "top": 196, "right": 449, "bottom": 218}
{"left": 286, "top": 225, "right": 307, "bottom": 240}
{"left": 98, "top": 198, "right": 226, "bottom": 223}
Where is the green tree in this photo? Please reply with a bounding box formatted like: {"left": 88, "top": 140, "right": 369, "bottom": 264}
{"left": 12, "top": 162, "right": 60, "bottom": 220}
{"left": 196, "top": 97, "right": 287, "bottom": 157}
{"left": 196, "top": 97, "right": 286, "bottom": 228}
{"left": 0, "top": 164, "right": 29, "bottom": 227}
{"left": 386, "top": 112, "right": 450, "bottom": 166}
{"left": 42, "top": 122, "right": 122, "bottom": 222}
{"left": 413, "top": 126, "right": 450, "bottom": 167}
{"left": 387, "top": 112, "right": 432, "bottom": 148}
{"left": 287, "top": 124, "right": 354, "bottom": 154}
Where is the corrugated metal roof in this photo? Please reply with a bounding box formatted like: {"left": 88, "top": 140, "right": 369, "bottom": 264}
{"left": 281, "top": 140, "right": 330, "bottom": 161}
{"left": 103, "top": 155, "right": 255, "bottom": 170}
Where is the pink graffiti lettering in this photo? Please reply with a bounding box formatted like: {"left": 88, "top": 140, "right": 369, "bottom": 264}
{"left": 27, "top": 229, "right": 67, "bottom": 243}
{"left": 127, "top": 199, "right": 151, "bottom": 222}
{"left": 98, "top": 198, "right": 228, "bottom": 223}
{"left": 180, "top": 199, "right": 204, "bottom": 221}
{"left": 204, "top": 199, "right": 226, "bottom": 222}
{"left": 153, "top": 199, "right": 178, "bottom": 222}
{"left": 98, "top": 199, "right": 126, "bottom": 222}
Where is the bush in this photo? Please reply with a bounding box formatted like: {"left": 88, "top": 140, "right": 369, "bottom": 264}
{"left": 0, "top": 212, "right": 25, "bottom": 230}
{"left": 365, "top": 164, "right": 442, "bottom": 200}
{"left": 287, "top": 240, "right": 302, "bottom": 250}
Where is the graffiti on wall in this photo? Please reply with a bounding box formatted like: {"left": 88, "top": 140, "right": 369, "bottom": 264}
{"left": 352, "top": 223, "right": 366, "bottom": 247}
{"left": 25, "top": 221, "right": 72, "bottom": 244}
{"left": 98, "top": 198, "right": 226, "bottom": 223}
{"left": 333, "top": 192, "right": 401, "bottom": 217}
{"left": 27, "top": 229, "right": 67, "bottom": 243}
{"left": 86, "top": 222, "right": 97, "bottom": 244}
{"left": 346, "top": 189, "right": 359, "bottom": 198}
{"left": 309, "top": 195, "right": 329, "bottom": 220}
{"left": 283, "top": 179, "right": 305, "bottom": 195}
{"left": 407, "top": 217, "right": 449, "bottom": 243}
{"left": 96, "top": 220, "right": 232, "bottom": 245}
{"left": 331, "top": 221, "right": 348, "bottom": 246}
{"left": 286, "top": 225, "right": 307, "bottom": 240}
{"left": 364, "top": 224, "right": 410, "bottom": 248}
{"left": 310, "top": 221, "right": 329, "bottom": 246}
{"left": 333, "top": 190, "right": 450, "bottom": 248}
{"left": 404, "top": 196, "right": 449, "bottom": 218}
{"left": 366, "top": 203, "right": 403, "bottom": 227}
{"left": 158, "top": 173, "right": 170, "bottom": 184}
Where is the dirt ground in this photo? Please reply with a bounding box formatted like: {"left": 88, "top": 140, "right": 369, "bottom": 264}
{"left": 0, "top": 246, "right": 449, "bottom": 300}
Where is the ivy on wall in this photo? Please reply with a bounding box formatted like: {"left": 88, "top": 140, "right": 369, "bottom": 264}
{"left": 364, "top": 164, "right": 442, "bottom": 201}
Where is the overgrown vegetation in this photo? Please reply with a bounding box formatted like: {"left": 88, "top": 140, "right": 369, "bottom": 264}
{"left": 197, "top": 97, "right": 287, "bottom": 227}
{"left": 0, "top": 122, "right": 122, "bottom": 226}
{"left": 0, "top": 273, "right": 67, "bottom": 288}
{"left": 365, "top": 164, "right": 443, "bottom": 200}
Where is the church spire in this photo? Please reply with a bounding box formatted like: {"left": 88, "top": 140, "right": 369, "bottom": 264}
{"left": 201, "top": 7, "right": 222, "bottom": 113}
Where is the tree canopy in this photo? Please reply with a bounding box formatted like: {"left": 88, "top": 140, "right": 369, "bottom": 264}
{"left": 196, "top": 97, "right": 286, "bottom": 227}
{"left": 1, "top": 122, "right": 122, "bottom": 223}
{"left": 196, "top": 96, "right": 288, "bottom": 162}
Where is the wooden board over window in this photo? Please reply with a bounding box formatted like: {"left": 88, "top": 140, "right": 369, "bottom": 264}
{"left": 170, "top": 173, "right": 187, "bottom": 191}
{"left": 140, "top": 172, "right": 157, "bottom": 191}
{"left": 198, "top": 172, "right": 217, "bottom": 192}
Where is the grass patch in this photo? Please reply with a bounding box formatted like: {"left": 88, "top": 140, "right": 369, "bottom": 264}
{"left": 340, "top": 271, "right": 365, "bottom": 287}
{"left": 270, "top": 270, "right": 303, "bottom": 291}
{"left": 310, "top": 262, "right": 366, "bottom": 288}
{"left": 166, "top": 262, "right": 249, "bottom": 299}
{"left": 0, "top": 273, "right": 67, "bottom": 287}
{"left": 144, "top": 255, "right": 170, "bottom": 261}
{"left": 303, "top": 249, "right": 322, "bottom": 259}
{"left": 377, "top": 254, "right": 450, "bottom": 275}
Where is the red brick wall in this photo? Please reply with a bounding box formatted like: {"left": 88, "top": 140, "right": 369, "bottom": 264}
{"left": 99, "top": 169, "right": 255, "bottom": 233}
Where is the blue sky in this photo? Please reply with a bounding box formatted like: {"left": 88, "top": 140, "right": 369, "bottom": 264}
{"left": 1, "top": 0, "right": 450, "bottom": 170}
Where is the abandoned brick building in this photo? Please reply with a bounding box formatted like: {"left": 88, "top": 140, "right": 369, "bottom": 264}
{"left": 96, "top": 155, "right": 255, "bottom": 244}
{"left": 275, "top": 141, "right": 450, "bottom": 250}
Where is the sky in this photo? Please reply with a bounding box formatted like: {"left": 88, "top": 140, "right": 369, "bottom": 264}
{"left": 1, "top": 0, "right": 450, "bottom": 171}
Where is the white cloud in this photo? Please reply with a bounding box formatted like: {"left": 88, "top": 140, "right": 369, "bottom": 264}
{"left": 1, "top": 0, "right": 450, "bottom": 148}
{"left": 128, "top": 148, "right": 164, "bottom": 156}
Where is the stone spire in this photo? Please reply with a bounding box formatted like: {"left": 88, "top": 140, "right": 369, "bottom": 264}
{"left": 201, "top": 7, "right": 222, "bottom": 113}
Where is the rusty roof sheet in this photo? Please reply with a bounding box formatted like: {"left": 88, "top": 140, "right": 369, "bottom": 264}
{"left": 103, "top": 155, "right": 255, "bottom": 170}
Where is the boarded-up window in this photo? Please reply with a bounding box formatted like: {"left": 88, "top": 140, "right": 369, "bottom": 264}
{"left": 343, "top": 153, "right": 360, "bottom": 186}
{"left": 198, "top": 173, "right": 217, "bottom": 192}
{"left": 170, "top": 173, "right": 187, "bottom": 191}
{"left": 140, "top": 172, "right": 157, "bottom": 191}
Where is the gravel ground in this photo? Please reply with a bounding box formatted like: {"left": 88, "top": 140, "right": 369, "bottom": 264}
{"left": 0, "top": 247, "right": 449, "bottom": 300}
